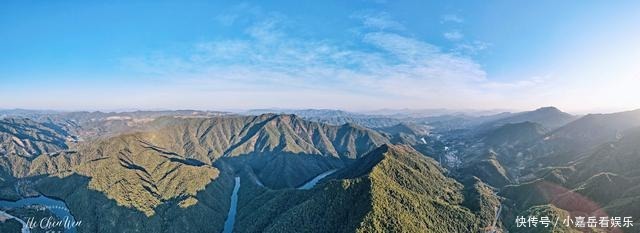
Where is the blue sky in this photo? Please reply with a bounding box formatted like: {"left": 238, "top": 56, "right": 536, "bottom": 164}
{"left": 1, "top": 0, "right": 639, "bottom": 113}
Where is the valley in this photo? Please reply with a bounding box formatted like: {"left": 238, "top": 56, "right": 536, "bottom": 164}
{"left": 3, "top": 0, "right": 639, "bottom": 232}
{"left": 222, "top": 177, "right": 240, "bottom": 233}
{"left": 1, "top": 107, "right": 639, "bottom": 232}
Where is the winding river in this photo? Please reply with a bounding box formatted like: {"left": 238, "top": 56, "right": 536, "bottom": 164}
{"left": 0, "top": 195, "right": 79, "bottom": 233}
{"left": 222, "top": 177, "right": 241, "bottom": 233}
{"left": 0, "top": 209, "right": 29, "bottom": 233}
{"left": 219, "top": 170, "right": 336, "bottom": 233}
{"left": 298, "top": 169, "right": 338, "bottom": 190}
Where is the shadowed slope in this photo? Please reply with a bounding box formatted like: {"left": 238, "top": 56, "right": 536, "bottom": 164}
{"left": 235, "top": 145, "right": 499, "bottom": 233}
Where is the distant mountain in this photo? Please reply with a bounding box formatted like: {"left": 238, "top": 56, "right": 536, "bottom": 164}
{"left": 0, "top": 118, "right": 74, "bottom": 182}
{"left": 498, "top": 110, "right": 640, "bottom": 233}
{"left": 481, "top": 121, "right": 548, "bottom": 147}
{"left": 244, "top": 109, "right": 401, "bottom": 128}
{"left": 375, "top": 122, "right": 431, "bottom": 144}
{"left": 528, "top": 108, "right": 640, "bottom": 165}
{"left": 0, "top": 109, "right": 228, "bottom": 123}
{"left": 0, "top": 118, "right": 70, "bottom": 159}
{"left": 0, "top": 110, "right": 230, "bottom": 142}
{"left": 376, "top": 122, "right": 430, "bottom": 136}
{"left": 422, "top": 112, "right": 514, "bottom": 131}
{"left": 546, "top": 108, "right": 640, "bottom": 150}
{"left": 361, "top": 108, "right": 509, "bottom": 118}
{"left": 478, "top": 107, "right": 576, "bottom": 131}
{"left": 362, "top": 108, "right": 461, "bottom": 118}
{"left": 571, "top": 127, "right": 640, "bottom": 182}
{"left": 453, "top": 121, "right": 548, "bottom": 189}
{"left": 245, "top": 109, "right": 358, "bottom": 118}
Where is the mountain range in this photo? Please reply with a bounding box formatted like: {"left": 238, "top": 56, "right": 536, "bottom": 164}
{"left": 1, "top": 107, "right": 640, "bottom": 233}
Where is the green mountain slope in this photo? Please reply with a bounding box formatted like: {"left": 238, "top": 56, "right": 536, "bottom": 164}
{"left": 34, "top": 173, "right": 235, "bottom": 233}
{"left": 1, "top": 114, "right": 389, "bottom": 221}
{"left": 234, "top": 144, "right": 501, "bottom": 233}
{"left": 462, "top": 153, "right": 512, "bottom": 188}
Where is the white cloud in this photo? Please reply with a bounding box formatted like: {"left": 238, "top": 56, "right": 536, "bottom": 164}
{"left": 441, "top": 14, "right": 464, "bottom": 23}
{"left": 353, "top": 12, "right": 405, "bottom": 31}
{"left": 454, "top": 41, "right": 491, "bottom": 54}
{"left": 118, "top": 10, "right": 546, "bottom": 110}
{"left": 244, "top": 15, "right": 286, "bottom": 42}
{"left": 443, "top": 30, "right": 464, "bottom": 41}
{"left": 362, "top": 32, "right": 439, "bottom": 62}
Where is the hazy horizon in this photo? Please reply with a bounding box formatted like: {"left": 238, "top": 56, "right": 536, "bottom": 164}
{"left": 2, "top": 1, "right": 639, "bottom": 113}
{"left": 1, "top": 105, "right": 636, "bottom": 116}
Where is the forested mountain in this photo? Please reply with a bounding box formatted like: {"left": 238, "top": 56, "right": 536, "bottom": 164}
{"left": 234, "top": 144, "right": 501, "bottom": 233}
{"left": 2, "top": 108, "right": 640, "bottom": 233}
{"left": 0, "top": 118, "right": 71, "bottom": 159}
{"left": 1, "top": 112, "right": 390, "bottom": 232}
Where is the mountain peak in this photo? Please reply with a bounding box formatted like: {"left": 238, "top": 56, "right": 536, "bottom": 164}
{"left": 333, "top": 144, "right": 439, "bottom": 180}
{"left": 478, "top": 106, "right": 576, "bottom": 130}
{"left": 534, "top": 106, "right": 562, "bottom": 113}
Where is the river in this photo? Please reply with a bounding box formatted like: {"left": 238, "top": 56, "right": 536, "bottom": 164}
{"left": 0, "top": 209, "right": 29, "bottom": 233}
{"left": 219, "top": 169, "right": 335, "bottom": 233}
{"left": 298, "top": 169, "right": 338, "bottom": 190}
{"left": 221, "top": 176, "right": 240, "bottom": 233}
{"left": 0, "top": 195, "right": 79, "bottom": 233}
